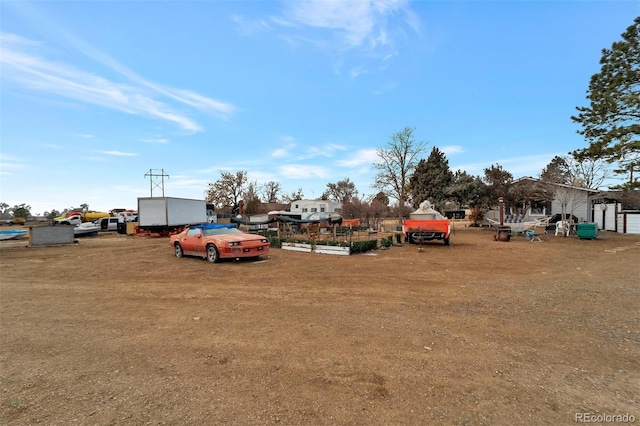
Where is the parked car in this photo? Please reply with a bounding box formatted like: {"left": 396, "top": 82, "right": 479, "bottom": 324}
{"left": 546, "top": 214, "right": 579, "bottom": 231}
{"left": 170, "top": 223, "right": 270, "bottom": 263}
{"left": 96, "top": 216, "right": 120, "bottom": 231}
{"left": 0, "top": 217, "right": 25, "bottom": 226}
{"left": 117, "top": 212, "right": 137, "bottom": 222}
{"left": 55, "top": 215, "right": 83, "bottom": 226}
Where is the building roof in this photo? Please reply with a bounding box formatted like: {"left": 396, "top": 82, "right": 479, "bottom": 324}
{"left": 512, "top": 176, "right": 599, "bottom": 193}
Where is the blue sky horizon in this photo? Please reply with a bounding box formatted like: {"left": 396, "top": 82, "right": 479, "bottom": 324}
{"left": 1, "top": 1, "right": 637, "bottom": 215}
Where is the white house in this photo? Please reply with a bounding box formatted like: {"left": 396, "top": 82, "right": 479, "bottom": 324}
{"left": 289, "top": 199, "right": 342, "bottom": 221}
{"left": 485, "top": 177, "right": 599, "bottom": 223}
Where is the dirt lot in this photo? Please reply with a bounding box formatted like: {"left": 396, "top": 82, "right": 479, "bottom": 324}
{"left": 1, "top": 225, "right": 638, "bottom": 425}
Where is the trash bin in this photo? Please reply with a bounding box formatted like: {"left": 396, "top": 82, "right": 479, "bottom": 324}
{"left": 117, "top": 221, "right": 127, "bottom": 235}
{"left": 576, "top": 223, "right": 597, "bottom": 240}
{"left": 496, "top": 226, "right": 511, "bottom": 242}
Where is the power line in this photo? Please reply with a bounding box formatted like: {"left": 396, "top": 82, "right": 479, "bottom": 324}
{"left": 144, "top": 169, "right": 169, "bottom": 197}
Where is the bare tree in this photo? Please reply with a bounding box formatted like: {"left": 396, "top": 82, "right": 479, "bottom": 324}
{"left": 368, "top": 194, "right": 390, "bottom": 229}
{"left": 553, "top": 183, "right": 588, "bottom": 224}
{"left": 541, "top": 154, "right": 610, "bottom": 189}
{"left": 261, "top": 181, "right": 282, "bottom": 203}
{"left": 568, "top": 156, "right": 611, "bottom": 189}
{"left": 323, "top": 178, "right": 358, "bottom": 203}
{"left": 204, "top": 170, "right": 248, "bottom": 210}
{"left": 341, "top": 197, "right": 368, "bottom": 222}
{"left": 282, "top": 188, "right": 304, "bottom": 204}
{"left": 372, "top": 126, "right": 427, "bottom": 218}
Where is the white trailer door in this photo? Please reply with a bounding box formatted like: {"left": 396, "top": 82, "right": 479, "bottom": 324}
{"left": 138, "top": 198, "right": 169, "bottom": 226}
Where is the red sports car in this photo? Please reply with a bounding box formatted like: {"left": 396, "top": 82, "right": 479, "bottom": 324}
{"left": 170, "top": 224, "right": 270, "bottom": 263}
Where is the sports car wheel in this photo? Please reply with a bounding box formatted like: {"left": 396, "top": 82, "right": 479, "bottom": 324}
{"left": 206, "top": 244, "right": 220, "bottom": 263}
{"left": 174, "top": 243, "right": 184, "bottom": 258}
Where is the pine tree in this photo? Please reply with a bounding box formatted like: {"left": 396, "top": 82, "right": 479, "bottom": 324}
{"left": 572, "top": 17, "right": 640, "bottom": 190}
{"left": 409, "top": 147, "right": 454, "bottom": 212}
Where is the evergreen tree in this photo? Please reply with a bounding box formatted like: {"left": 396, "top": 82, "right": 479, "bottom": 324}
{"left": 571, "top": 17, "right": 640, "bottom": 190}
{"left": 481, "top": 164, "right": 513, "bottom": 209}
{"left": 540, "top": 156, "right": 572, "bottom": 185}
{"left": 243, "top": 181, "right": 263, "bottom": 215}
{"left": 447, "top": 170, "right": 482, "bottom": 209}
{"left": 409, "top": 147, "right": 454, "bottom": 212}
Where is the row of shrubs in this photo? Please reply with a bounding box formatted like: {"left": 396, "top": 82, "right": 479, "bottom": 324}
{"left": 267, "top": 236, "right": 380, "bottom": 254}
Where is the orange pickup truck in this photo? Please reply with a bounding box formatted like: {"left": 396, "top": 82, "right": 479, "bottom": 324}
{"left": 402, "top": 201, "right": 451, "bottom": 246}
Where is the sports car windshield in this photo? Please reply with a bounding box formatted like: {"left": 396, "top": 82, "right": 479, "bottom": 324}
{"left": 202, "top": 227, "right": 242, "bottom": 237}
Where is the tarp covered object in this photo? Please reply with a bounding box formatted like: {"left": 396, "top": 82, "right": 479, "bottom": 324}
{"left": 191, "top": 223, "right": 235, "bottom": 230}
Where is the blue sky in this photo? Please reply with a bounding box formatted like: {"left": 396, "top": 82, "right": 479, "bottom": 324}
{"left": 0, "top": 1, "right": 637, "bottom": 215}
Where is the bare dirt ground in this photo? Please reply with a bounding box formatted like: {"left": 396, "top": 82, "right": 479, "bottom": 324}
{"left": 1, "top": 224, "right": 638, "bottom": 425}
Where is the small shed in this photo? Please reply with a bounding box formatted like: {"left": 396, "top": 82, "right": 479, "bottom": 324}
{"left": 590, "top": 191, "right": 640, "bottom": 234}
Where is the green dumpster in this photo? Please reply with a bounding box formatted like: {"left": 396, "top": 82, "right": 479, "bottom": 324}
{"left": 576, "top": 223, "right": 597, "bottom": 240}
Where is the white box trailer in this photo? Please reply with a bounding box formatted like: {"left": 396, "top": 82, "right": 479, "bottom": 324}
{"left": 137, "top": 197, "right": 207, "bottom": 233}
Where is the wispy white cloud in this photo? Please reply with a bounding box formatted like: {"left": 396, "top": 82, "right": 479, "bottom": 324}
{"left": 168, "top": 89, "right": 237, "bottom": 120}
{"left": 337, "top": 148, "right": 378, "bottom": 167}
{"left": 373, "top": 81, "right": 396, "bottom": 95}
{"left": 441, "top": 145, "right": 464, "bottom": 156}
{"left": 247, "top": 170, "right": 279, "bottom": 184}
{"left": 279, "top": 164, "right": 332, "bottom": 179}
{"left": 304, "top": 143, "right": 346, "bottom": 158}
{"left": 168, "top": 178, "right": 211, "bottom": 191}
{"left": 269, "top": 137, "right": 346, "bottom": 160}
{"left": 37, "top": 143, "right": 64, "bottom": 150}
{"left": 349, "top": 66, "right": 368, "bottom": 78}
{"left": 270, "top": 135, "right": 297, "bottom": 158}
{"left": 231, "top": 15, "right": 273, "bottom": 36}
{"left": 141, "top": 138, "right": 169, "bottom": 144}
{"left": 0, "top": 32, "right": 237, "bottom": 132}
{"left": 236, "top": 0, "right": 420, "bottom": 76}
{"left": 0, "top": 153, "right": 27, "bottom": 175}
{"left": 53, "top": 28, "right": 238, "bottom": 121}
{"left": 270, "top": 0, "right": 420, "bottom": 78}
{"left": 111, "top": 185, "right": 148, "bottom": 196}
{"left": 282, "top": 0, "right": 408, "bottom": 49}
{"left": 272, "top": 148, "right": 290, "bottom": 158}
{"left": 99, "top": 150, "right": 137, "bottom": 157}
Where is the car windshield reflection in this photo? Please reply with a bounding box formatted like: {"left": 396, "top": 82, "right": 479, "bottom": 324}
{"left": 202, "top": 227, "right": 242, "bottom": 237}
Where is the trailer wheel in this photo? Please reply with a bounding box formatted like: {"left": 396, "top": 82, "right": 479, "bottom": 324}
{"left": 444, "top": 237, "right": 450, "bottom": 246}
{"left": 174, "top": 243, "right": 184, "bottom": 258}
{"left": 206, "top": 244, "right": 220, "bottom": 263}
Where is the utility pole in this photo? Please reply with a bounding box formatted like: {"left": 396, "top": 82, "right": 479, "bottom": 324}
{"left": 144, "top": 169, "right": 169, "bottom": 197}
